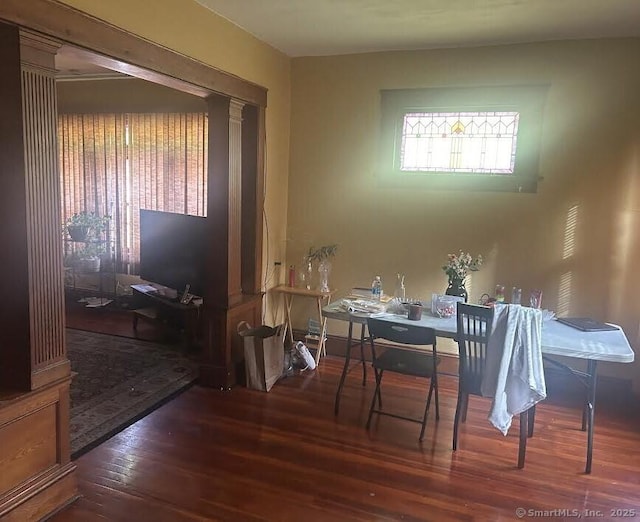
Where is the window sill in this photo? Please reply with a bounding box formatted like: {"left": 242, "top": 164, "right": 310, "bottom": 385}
{"left": 376, "top": 170, "right": 539, "bottom": 193}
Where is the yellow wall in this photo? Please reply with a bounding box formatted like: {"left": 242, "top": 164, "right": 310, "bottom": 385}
{"left": 290, "top": 40, "right": 640, "bottom": 389}
{"left": 59, "top": 0, "right": 292, "bottom": 323}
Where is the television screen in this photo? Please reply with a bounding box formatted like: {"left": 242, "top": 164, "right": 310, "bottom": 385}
{"left": 139, "top": 209, "right": 208, "bottom": 297}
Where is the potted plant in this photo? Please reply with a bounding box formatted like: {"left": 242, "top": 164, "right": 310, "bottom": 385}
{"left": 63, "top": 212, "right": 111, "bottom": 272}
{"left": 73, "top": 241, "right": 109, "bottom": 272}
{"left": 65, "top": 211, "right": 110, "bottom": 242}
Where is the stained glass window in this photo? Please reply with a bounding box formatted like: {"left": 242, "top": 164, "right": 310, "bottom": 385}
{"left": 399, "top": 111, "right": 520, "bottom": 174}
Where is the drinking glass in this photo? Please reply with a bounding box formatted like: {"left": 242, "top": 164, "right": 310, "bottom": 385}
{"left": 529, "top": 289, "right": 543, "bottom": 309}
{"left": 511, "top": 287, "right": 522, "bottom": 305}
{"left": 394, "top": 273, "right": 406, "bottom": 300}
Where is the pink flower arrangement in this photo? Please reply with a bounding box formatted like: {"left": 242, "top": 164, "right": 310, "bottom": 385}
{"left": 442, "top": 251, "right": 483, "bottom": 282}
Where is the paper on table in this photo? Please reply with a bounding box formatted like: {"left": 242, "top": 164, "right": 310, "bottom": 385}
{"left": 335, "top": 298, "right": 387, "bottom": 315}
{"left": 131, "top": 284, "right": 158, "bottom": 293}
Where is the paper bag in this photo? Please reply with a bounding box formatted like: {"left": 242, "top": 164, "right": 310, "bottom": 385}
{"left": 237, "top": 321, "right": 284, "bottom": 392}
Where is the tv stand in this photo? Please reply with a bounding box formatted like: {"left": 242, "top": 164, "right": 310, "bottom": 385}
{"left": 131, "top": 284, "right": 202, "bottom": 348}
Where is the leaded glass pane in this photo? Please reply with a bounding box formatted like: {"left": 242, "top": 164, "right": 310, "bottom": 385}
{"left": 399, "top": 111, "right": 520, "bottom": 174}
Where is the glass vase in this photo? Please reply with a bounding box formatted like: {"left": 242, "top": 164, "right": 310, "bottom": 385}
{"left": 318, "top": 260, "right": 331, "bottom": 293}
{"left": 299, "top": 258, "right": 313, "bottom": 290}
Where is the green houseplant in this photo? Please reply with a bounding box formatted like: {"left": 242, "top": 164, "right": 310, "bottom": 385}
{"left": 64, "top": 212, "right": 111, "bottom": 272}
{"left": 306, "top": 244, "right": 338, "bottom": 263}
{"left": 65, "top": 211, "right": 110, "bottom": 242}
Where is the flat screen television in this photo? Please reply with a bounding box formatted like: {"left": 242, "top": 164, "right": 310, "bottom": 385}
{"left": 139, "top": 209, "right": 208, "bottom": 297}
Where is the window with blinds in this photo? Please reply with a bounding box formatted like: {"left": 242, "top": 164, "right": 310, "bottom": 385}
{"left": 58, "top": 112, "right": 208, "bottom": 273}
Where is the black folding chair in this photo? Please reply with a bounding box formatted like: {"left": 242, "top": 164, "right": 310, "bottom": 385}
{"left": 366, "top": 318, "right": 440, "bottom": 441}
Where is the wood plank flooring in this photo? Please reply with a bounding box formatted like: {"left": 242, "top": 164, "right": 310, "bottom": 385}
{"left": 51, "top": 355, "right": 640, "bottom": 522}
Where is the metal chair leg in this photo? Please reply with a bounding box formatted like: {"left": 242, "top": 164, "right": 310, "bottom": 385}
{"left": 420, "top": 379, "right": 435, "bottom": 441}
{"left": 453, "top": 391, "right": 465, "bottom": 451}
{"left": 369, "top": 339, "right": 382, "bottom": 408}
{"left": 366, "top": 369, "right": 383, "bottom": 430}
{"left": 432, "top": 372, "right": 440, "bottom": 422}
{"left": 461, "top": 393, "right": 469, "bottom": 423}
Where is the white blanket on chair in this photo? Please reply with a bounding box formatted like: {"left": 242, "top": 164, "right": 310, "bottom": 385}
{"left": 481, "top": 304, "right": 546, "bottom": 435}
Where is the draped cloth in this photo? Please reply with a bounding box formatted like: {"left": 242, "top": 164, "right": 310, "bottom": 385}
{"left": 481, "top": 304, "right": 546, "bottom": 435}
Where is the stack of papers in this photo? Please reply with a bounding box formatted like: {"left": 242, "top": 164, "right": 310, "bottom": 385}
{"left": 335, "top": 298, "right": 387, "bottom": 315}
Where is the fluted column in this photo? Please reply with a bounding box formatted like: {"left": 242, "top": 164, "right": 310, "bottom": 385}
{"left": 20, "top": 29, "right": 68, "bottom": 389}
{"left": 200, "top": 94, "right": 263, "bottom": 388}
{"left": 0, "top": 27, "right": 68, "bottom": 390}
{"left": 0, "top": 23, "right": 77, "bottom": 521}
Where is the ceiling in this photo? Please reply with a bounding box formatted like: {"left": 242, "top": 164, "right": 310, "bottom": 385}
{"left": 54, "top": 0, "right": 640, "bottom": 77}
{"left": 195, "top": 0, "right": 640, "bottom": 57}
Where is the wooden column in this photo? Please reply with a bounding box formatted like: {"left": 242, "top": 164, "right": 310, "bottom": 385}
{"left": 200, "top": 94, "right": 264, "bottom": 389}
{"left": 241, "top": 103, "right": 265, "bottom": 295}
{"left": 0, "top": 27, "right": 68, "bottom": 390}
{"left": 227, "top": 98, "right": 244, "bottom": 304}
{"left": 0, "top": 23, "right": 77, "bottom": 520}
{"left": 20, "top": 29, "right": 69, "bottom": 389}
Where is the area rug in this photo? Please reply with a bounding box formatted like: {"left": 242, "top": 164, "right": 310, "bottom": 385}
{"left": 67, "top": 328, "right": 199, "bottom": 457}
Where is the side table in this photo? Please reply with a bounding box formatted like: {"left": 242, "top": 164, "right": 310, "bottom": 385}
{"left": 272, "top": 285, "right": 334, "bottom": 365}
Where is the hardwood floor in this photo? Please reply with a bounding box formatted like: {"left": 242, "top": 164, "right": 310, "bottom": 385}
{"left": 52, "top": 353, "right": 640, "bottom": 521}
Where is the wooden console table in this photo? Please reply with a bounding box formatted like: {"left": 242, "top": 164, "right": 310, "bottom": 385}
{"left": 272, "top": 285, "right": 334, "bottom": 365}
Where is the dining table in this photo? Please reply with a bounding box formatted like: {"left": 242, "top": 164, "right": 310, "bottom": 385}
{"left": 322, "top": 299, "right": 635, "bottom": 474}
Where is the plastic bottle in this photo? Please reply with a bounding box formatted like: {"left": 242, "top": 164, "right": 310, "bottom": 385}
{"left": 371, "top": 275, "right": 382, "bottom": 301}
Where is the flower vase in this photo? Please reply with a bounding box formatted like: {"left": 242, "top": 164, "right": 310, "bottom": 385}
{"left": 299, "top": 259, "right": 313, "bottom": 290}
{"left": 318, "top": 260, "right": 331, "bottom": 293}
{"left": 445, "top": 278, "right": 468, "bottom": 302}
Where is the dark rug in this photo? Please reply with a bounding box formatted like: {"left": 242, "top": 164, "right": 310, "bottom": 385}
{"left": 67, "top": 328, "right": 199, "bottom": 458}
